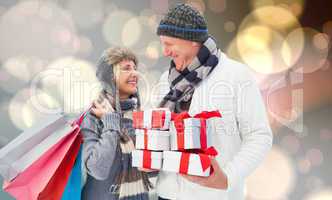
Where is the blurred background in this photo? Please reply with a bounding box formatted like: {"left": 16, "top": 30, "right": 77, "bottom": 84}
{"left": 0, "top": 0, "right": 331, "bottom": 199}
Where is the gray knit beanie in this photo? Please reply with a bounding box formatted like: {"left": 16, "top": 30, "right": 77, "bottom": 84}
{"left": 157, "top": 4, "right": 208, "bottom": 42}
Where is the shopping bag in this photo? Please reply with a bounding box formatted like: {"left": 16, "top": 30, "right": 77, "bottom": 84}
{"left": 38, "top": 110, "right": 88, "bottom": 199}
{"left": 38, "top": 134, "right": 82, "bottom": 200}
{"left": 0, "top": 114, "right": 67, "bottom": 181}
{"left": 3, "top": 125, "right": 81, "bottom": 200}
{"left": 61, "top": 146, "right": 82, "bottom": 200}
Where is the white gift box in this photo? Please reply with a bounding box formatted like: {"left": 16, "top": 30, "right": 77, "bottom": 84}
{"left": 133, "top": 108, "right": 172, "bottom": 130}
{"left": 183, "top": 118, "right": 201, "bottom": 127}
{"left": 170, "top": 118, "right": 213, "bottom": 150}
{"left": 132, "top": 150, "right": 163, "bottom": 170}
{"left": 135, "top": 129, "right": 170, "bottom": 151}
{"left": 162, "top": 151, "right": 211, "bottom": 177}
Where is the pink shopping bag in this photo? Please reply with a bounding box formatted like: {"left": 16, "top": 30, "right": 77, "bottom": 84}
{"left": 3, "top": 124, "right": 81, "bottom": 200}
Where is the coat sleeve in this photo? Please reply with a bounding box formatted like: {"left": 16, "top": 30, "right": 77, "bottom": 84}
{"left": 223, "top": 67, "right": 273, "bottom": 191}
{"left": 80, "top": 112, "right": 121, "bottom": 180}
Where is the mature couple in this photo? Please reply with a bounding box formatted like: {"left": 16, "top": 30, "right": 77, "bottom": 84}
{"left": 80, "top": 4, "right": 273, "bottom": 200}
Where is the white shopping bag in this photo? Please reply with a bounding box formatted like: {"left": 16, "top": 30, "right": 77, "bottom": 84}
{"left": 0, "top": 113, "right": 68, "bottom": 181}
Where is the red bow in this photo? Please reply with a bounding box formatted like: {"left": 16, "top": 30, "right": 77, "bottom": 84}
{"left": 179, "top": 147, "right": 218, "bottom": 175}
{"left": 173, "top": 111, "right": 221, "bottom": 150}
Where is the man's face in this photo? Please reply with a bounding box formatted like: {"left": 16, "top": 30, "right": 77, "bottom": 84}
{"left": 160, "top": 35, "right": 201, "bottom": 71}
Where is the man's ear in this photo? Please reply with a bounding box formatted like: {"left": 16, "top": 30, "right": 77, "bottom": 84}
{"left": 192, "top": 41, "right": 202, "bottom": 47}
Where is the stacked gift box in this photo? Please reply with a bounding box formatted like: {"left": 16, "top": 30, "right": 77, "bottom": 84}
{"left": 131, "top": 108, "right": 172, "bottom": 170}
{"left": 131, "top": 108, "right": 222, "bottom": 177}
{"left": 163, "top": 111, "right": 221, "bottom": 177}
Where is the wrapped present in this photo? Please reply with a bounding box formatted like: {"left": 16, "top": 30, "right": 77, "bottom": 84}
{"left": 132, "top": 150, "right": 163, "bottom": 170}
{"left": 162, "top": 147, "right": 218, "bottom": 177}
{"left": 133, "top": 108, "right": 172, "bottom": 130}
{"left": 135, "top": 129, "right": 170, "bottom": 151}
{"left": 170, "top": 111, "right": 221, "bottom": 150}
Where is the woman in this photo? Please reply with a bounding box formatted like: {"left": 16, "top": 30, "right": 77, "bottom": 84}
{"left": 80, "top": 47, "right": 152, "bottom": 200}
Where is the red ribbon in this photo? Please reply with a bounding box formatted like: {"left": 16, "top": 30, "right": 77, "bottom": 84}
{"left": 143, "top": 129, "right": 148, "bottom": 149}
{"left": 198, "top": 147, "right": 218, "bottom": 172}
{"left": 193, "top": 111, "right": 222, "bottom": 119}
{"left": 179, "top": 147, "right": 218, "bottom": 174}
{"left": 179, "top": 152, "right": 190, "bottom": 174}
{"left": 133, "top": 111, "right": 144, "bottom": 128}
{"left": 151, "top": 110, "right": 166, "bottom": 129}
{"left": 173, "top": 112, "right": 191, "bottom": 150}
{"left": 142, "top": 150, "right": 152, "bottom": 169}
{"left": 194, "top": 111, "right": 222, "bottom": 149}
{"left": 133, "top": 110, "right": 168, "bottom": 129}
{"left": 173, "top": 111, "right": 221, "bottom": 150}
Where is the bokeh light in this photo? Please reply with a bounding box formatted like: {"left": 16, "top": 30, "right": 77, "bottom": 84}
{"left": 2, "top": 56, "right": 45, "bottom": 82}
{"left": 253, "top": 6, "right": 299, "bottom": 30}
{"left": 320, "top": 129, "right": 332, "bottom": 141}
{"left": 65, "top": 0, "right": 104, "bottom": 29}
{"left": 281, "top": 28, "right": 305, "bottom": 67}
{"left": 306, "top": 148, "right": 324, "bottom": 167}
{"left": 305, "top": 176, "right": 325, "bottom": 193}
{"left": 298, "top": 157, "right": 312, "bottom": 174}
{"left": 185, "top": 0, "right": 206, "bottom": 14}
{"left": 139, "top": 9, "right": 160, "bottom": 33}
{"left": 312, "top": 33, "right": 330, "bottom": 51}
{"left": 235, "top": 25, "right": 293, "bottom": 74}
{"left": 122, "top": 17, "right": 142, "bottom": 47}
{"left": 150, "top": 0, "right": 169, "bottom": 14}
{"left": 224, "top": 21, "right": 236, "bottom": 33}
{"left": 103, "top": 10, "right": 142, "bottom": 48}
{"left": 304, "top": 188, "right": 332, "bottom": 200}
{"left": 0, "top": 56, "right": 46, "bottom": 94}
{"left": 8, "top": 87, "right": 61, "bottom": 130}
{"left": 250, "top": 0, "right": 305, "bottom": 18}
{"left": 0, "top": 0, "right": 78, "bottom": 61}
{"left": 22, "top": 90, "right": 61, "bottom": 127}
{"left": 281, "top": 134, "right": 301, "bottom": 154}
{"left": 293, "top": 28, "right": 330, "bottom": 74}
{"left": 77, "top": 36, "right": 93, "bottom": 56}
{"left": 207, "top": 0, "right": 226, "bottom": 14}
{"left": 246, "top": 146, "right": 296, "bottom": 199}
{"left": 145, "top": 41, "right": 161, "bottom": 60}
{"left": 8, "top": 89, "right": 29, "bottom": 130}
{"left": 323, "top": 21, "right": 332, "bottom": 39}
{"left": 0, "top": 1, "right": 331, "bottom": 199}
{"left": 40, "top": 57, "right": 100, "bottom": 114}
{"left": 239, "top": 5, "right": 301, "bottom": 33}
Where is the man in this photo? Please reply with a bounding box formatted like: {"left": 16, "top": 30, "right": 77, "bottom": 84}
{"left": 155, "top": 4, "right": 273, "bottom": 200}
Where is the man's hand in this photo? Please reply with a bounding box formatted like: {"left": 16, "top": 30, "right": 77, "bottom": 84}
{"left": 181, "top": 158, "right": 228, "bottom": 190}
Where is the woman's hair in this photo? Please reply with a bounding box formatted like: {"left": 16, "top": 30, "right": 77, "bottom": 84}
{"left": 104, "top": 46, "right": 138, "bottom": 66}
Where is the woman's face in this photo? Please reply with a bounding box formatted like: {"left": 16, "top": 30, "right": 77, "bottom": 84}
{"left": 114, "top": 59, "right": 138, "bottom": 100}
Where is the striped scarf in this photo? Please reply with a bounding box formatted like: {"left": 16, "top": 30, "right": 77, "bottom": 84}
{"left": 159, "top": 36, "right": 221, "bottom": 112}
{"left": 98, "top": 91, "right": 152, "bottom": 200}
{"left": 115, "top": 127, "right": 152, "bottom": 200}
